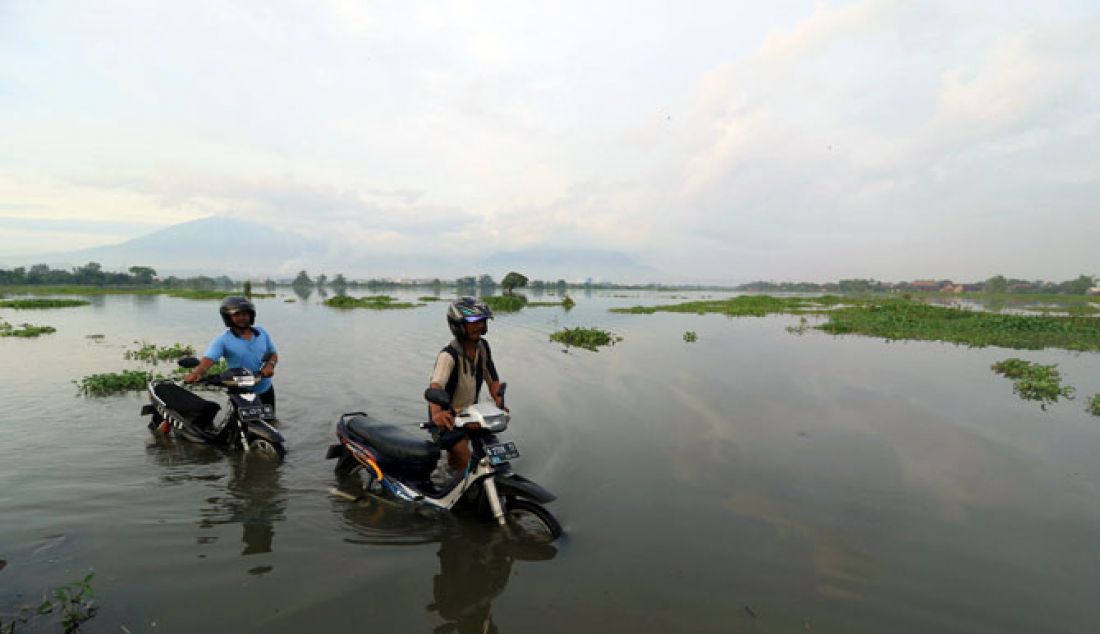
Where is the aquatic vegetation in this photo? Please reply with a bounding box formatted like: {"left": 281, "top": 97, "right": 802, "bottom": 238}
{"left": 419, "top": 296, "right": 443, "bottom": 302}
{"left": 683, "top": 330, "right": 698, "bottom": 342}
{"left": 482, "top": 294, "right": 528, "bottom": 312}
{"left": 85, "top": 334, "right": 105, "bottom": 340}
{"left": 821, "top": 301, "right": 1100, "bottom": 351}
{"left": 549, "top": 327, "right": 622, "bottom": 351}
{"left": 562, "top": 296, "right": 576, "bottom": 310}
{"left": 1088, "top": 395, "right": 1100, "bottom": 416}
{"left": 324, "top": 295, "right": 419, "bottom": 309}
{"left": 166, "top": 290, "right": 233, "bottom": 300}
{"left": 991, "top": 358, "right": 1075, "bottom": 407}
{"left": 250, "top": 292, "right": 276, "bottom": 298}
{"left": 1, "top": 573, "right": 97, "bottom": 633}
{"left": 124, "top": 342, "right": 196, "bottom": 363}
{"left": 283, "top": 298, "right": 296, "bottom": 303}
{"left": 610, "top": 294, "right": 851, "bottom": 316}
{"left": 0, "top": 298, "right": 90, "bottom": 309}
{"left": 76, "top": 370, "right": 155, "bottom": 396}
{"left": 0, "top": 321, "right": 56, "bottom": 337}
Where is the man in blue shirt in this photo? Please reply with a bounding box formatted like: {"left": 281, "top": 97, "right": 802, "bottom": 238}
{"left": 184, "top": 296, "right": 279, "bottom": 411}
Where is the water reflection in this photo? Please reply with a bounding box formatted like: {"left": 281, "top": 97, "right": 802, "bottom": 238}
{"left": 334, "top": 495, "right": 557, "bottom": 634}
{"left": 145, "top": 438, "right": 287, "bottom": 557}
{"left": 199, "top": 455, "right": 286, "bottom": 556}
{"left": 292, "top": 285, "right": 313, "bottom": 302}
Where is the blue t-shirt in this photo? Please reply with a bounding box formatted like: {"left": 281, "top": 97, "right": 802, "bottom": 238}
{"left": 203, "top": 326, "right": 277, "bottom": 394}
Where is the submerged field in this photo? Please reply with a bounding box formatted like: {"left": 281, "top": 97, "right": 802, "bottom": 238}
{"left": 3, "top": 289, "right": 1100, "bottom": 633}
{"left": 614, "top": 295, "right": 1100, "bottom": 352}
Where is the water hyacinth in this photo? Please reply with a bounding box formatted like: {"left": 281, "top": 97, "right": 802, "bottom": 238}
{"left": 991, "top": 358, "right": 1075, "bottom": 408}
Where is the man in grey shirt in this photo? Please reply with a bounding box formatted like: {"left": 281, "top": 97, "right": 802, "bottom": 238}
{"left": 428, "top": 297, "right": 506, "bottom": 471}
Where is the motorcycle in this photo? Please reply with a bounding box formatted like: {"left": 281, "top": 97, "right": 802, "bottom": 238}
{"left": 326, "top": 384, "right": 562, "bottom": 542}
{"left": 140, "top": 356, "right": 286, "bottom": 459}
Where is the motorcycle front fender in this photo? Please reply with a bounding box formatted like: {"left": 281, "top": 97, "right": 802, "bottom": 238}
{"left": 494, "top": 473, "right": 556, "bottom": 504}
{"left": 246, "top": 420, "right": 285, "bottom": 444}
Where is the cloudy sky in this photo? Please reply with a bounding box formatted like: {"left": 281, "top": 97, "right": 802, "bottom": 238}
{"left": 1, "top": 0, "right": 1097, "bottom": 282}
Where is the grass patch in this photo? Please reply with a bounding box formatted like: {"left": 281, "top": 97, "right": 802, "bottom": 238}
{"left": 683, "top": 330, "right": 698, "bottom": 342}
{"left": 1088, "top": 395, "right": 1100, "bottom": 416}
{"left": 324, "top": 295, "right": 419, "bottom": 309}
{"left": 0, "top": 298, "right": 90, "bottom": 309}
{"left": 992, "top": 358, "right": 1075, "bottom": 407}
{"left": 550, "top": 327, "right": 622, "bottom": 351}
{"left": 249, "top": 292, "right": 276, "bottom": 298}
{"left": 820, "top": 301, "right": 1100, "bottom": 351}
{"left": 482, "top": 294, "right": 528, "bottom": 313}
{"left": 419, "top": 296, "right": 443, "bottom": 302}
{"left": 124, "top": 342, "right": 196, "bottom": 363}
{"left": 610, "top": 294, "right": 850, "bottom": 316}
{"left": 0, "top": 321, "right": 56, "bottom": 337}
{"left": 528, "top": 296, "right": 576, "bottom": 310}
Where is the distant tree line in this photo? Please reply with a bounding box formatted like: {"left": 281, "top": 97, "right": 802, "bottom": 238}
{"left": 737, "top": 274, "right": 1097, "bottom": 295}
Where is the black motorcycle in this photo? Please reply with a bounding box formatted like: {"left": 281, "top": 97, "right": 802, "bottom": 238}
{"left": 326, "top": 384, "right": 562, "bottom": 542}
{"left": 140, "top": 356, "right": 286, "bottom": 459}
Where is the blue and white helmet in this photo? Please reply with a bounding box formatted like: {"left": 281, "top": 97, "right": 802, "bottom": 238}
{"left": 447, "top": 297, "right": 493, "bottom": 339}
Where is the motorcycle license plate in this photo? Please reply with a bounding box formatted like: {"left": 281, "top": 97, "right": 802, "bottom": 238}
{"left": 485, "top": 441, "right": 519, "bottom": 465}
{"left": 239, "top": 404, "right": 274, "bottom": 421}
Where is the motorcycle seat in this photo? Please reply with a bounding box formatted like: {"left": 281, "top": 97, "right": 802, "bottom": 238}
{"left": 153, "top": 383, "right": 221, "bottom": 428}
{"left": 346, "top": 415, "right": 441, "bottom": 463}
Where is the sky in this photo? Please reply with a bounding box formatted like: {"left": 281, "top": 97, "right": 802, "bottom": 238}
{"left": 1, "top": 0, "right": 1098, "bottom": 283}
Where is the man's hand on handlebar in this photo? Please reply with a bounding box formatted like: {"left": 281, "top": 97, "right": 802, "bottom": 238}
{"left": 183, "top": 371, "right": 202, "bottom": 384}
{"left": 432, "top": 409, "right": 455, "bottom": 430}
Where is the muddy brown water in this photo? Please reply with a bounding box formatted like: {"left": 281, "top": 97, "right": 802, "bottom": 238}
{"left": 1, "top": 290, "right": 1098, "bottom": 633}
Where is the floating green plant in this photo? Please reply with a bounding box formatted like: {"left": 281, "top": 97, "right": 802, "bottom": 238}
{"left": 550, "top": 327, "right": 622, "bottom": 351}
{"left": 1088, "top": 394, "right": 1100, "bottom": 417}
{"left": 611, "top": 295, "right": 850, "bottom": 316}
{"left": 683, "top": 330, "right": 698, "bottom": 342}
{"left": 991, "top": 358, "right": 1075, "bottom": 408}
{"left": 562, "top": 296, "right": 576, "bottom": 310}
{"left": 0, "top": 298, "right": 89, "bottom": 309}
{"left": 166, "top": 290, "right": 233, "bottom": 300}
{"left": 324, "top": 295, "right": 418, "bottom": 309}
{"left": 482, "top": 295, "right": 527, "bottom": 313}
{"left": 419, "top": 296, "right": 443, "bottom": 302}
{"left": 76, "top": 370, "right": 155, "bottom": 396}
{"left": 1, "top": 573, "right": 97, "bottom": 633}
{"left": 124, "top": 342, "right": 196, "bottom": 363}
{"left": 0, "top": 321, "right": 56, "bottom": 337}
{"left": 822, "top": 301, "right": 1100, "bottom": 351}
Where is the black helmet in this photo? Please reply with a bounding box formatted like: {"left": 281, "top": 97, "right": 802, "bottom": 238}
{"left": 447, "top": 297, "right": 492, "bottom": 339}
{"left": 219, "top": 296, "right": 256, "bottom": 327}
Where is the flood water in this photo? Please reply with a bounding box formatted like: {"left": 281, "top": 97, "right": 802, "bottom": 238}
{"left": 2, "top": 289, "right": 1099, "bottom": 633}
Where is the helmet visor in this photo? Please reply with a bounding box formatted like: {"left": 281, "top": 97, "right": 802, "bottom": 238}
{"left": 463, "top": 315, "right": 488, "bottom": 323}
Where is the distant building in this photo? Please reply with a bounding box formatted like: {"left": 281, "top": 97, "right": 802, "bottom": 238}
{"left": 910, "top": 280, "right": 940, "bottom": 291}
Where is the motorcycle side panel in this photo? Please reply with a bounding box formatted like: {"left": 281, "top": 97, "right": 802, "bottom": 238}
{"left": 494, "top": 473, "right": 556, "bottom": 503}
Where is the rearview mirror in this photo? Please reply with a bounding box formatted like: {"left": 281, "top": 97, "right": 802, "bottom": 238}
{"left": 177, "top": 356, "right": 200, "bottom": 369}
{"left": 424, "top": 387, "right": 451, "bottom": 409}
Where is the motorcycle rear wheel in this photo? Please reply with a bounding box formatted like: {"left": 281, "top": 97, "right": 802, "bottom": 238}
{"left": 504, "top": 499, "right": 562, "bottom": 543}
{"left": 333, "top": 447, "right": 362, "bottom": 476}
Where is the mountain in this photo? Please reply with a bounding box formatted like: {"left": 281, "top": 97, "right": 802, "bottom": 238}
{"left": 5, "top": 217, "right": 323, "bottom": 278}
{"left": 5, "top": 217, "right": 661, "bottom": 282}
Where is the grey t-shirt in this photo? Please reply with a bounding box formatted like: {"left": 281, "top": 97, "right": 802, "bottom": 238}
{"left": 430, "top": 339, "right": 492, "bottom": 412}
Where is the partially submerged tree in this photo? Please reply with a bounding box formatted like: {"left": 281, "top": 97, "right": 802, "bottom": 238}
{"left": 501, "top": 271, "right": 529, "bottom": 294}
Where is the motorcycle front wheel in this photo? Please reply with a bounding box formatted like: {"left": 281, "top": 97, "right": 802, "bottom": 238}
{"left": 246, "top": 434, "right": 287, "bottom": 460}
{"left": 504, "top": 499, "right": 562, "bottom": 543}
